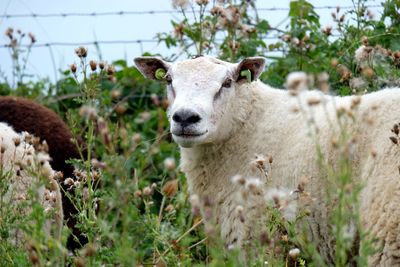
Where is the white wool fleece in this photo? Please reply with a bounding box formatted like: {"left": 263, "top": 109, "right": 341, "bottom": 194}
{"left": 0, "top": 122, "right": 63, "bottom": 244}
{"left": 135, "top": 56, "right": 400, "bottom": 266}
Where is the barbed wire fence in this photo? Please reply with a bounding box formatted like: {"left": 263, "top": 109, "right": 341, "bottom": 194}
{"left": 0, "top": 5, "right": 381, "bottom": 19}
{"left": 0, "top": 4, "right": 381, "bottom": 48}
{"left": 0, "top": 4, "right": 383, "bottom": 84}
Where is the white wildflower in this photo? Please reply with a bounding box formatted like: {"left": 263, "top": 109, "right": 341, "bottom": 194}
{"left": 288, "top": 248, "right": 301, "bottom": 259}
{"left": 245, "top": 177, "right": 263, "bottom": 195}
{"left": 349, "top": 77, "right": 367, "bottom": 90}
{"left": 265, "top": 187, "right": 298, "bottom": 221}
{"left": 172, "top": 0, "right": 190, "bottom": 9}
{"left": 163, "top": 157, "right": 176, "bottom": 171}
{"left": 354, "top": 45, "right": 372, "bottom": 66}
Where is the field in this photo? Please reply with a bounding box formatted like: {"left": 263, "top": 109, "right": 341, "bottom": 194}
{"left": 1, "top": 0, "right": 400, "bottom": 266}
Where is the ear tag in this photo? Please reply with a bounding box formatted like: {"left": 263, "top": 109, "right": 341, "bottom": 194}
{"left": 240, "top": 69, "right": 252, "bottom": 83}
{"left": 155, "top": 68, "right": 166, "bottom": 80}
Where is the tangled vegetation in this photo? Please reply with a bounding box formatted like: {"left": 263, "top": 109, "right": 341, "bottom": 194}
{"left": 0, "top": 0, "right": 400, "bottom": 266}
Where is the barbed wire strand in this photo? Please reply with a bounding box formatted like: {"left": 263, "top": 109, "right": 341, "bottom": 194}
{"left": 0, "top": 34, "right": 298, "bottom": 48}
{"left": 0, "top": 5, "right": 382, "bottom": 19}
{"left": 0, "top": 39, "right": 158, "bottom": 48}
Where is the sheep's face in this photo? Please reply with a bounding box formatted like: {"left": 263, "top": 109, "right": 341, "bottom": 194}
{"left": 134, "top": 56, "right": 265, "bottom": 147}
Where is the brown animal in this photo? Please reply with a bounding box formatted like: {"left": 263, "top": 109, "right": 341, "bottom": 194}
{"left": 0, "top": 96, "right": 86, "bottom": 250}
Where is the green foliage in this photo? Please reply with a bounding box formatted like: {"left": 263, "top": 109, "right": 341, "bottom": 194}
{"left": 0, "top": 0, "right": 400, "bottom": 266}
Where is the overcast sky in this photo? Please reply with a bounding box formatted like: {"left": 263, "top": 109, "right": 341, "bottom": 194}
{"left": 0, "top": 0, "right": 383, "bottom": 84}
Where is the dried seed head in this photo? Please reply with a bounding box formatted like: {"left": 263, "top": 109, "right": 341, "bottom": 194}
{"left": 228, "top": 40, "right": 240, "bottom": 52}
{"left": 210, "top": 6, "right": 224, "bottom": 16}
{"left": 98, "top": 61, "right": 105, "bottom": 70}
{"left": 131, "top": 133, "right": 142, "bottom": 144}
{"left": 307, "top": 97, "right": 321, "bottom": 106}
{"left": 268, "top": 154, "right": 273, "bottom": 164}
{"left": 115, "top": 104, "right": 127, "bottom": 115}
{"left": 367, "top": 9, "right": 374, "bottom": 19}
{"left": 91, "top": 159, "right": 106, "bottom": 169}
{"left": 5, "top": 27, "right": 13, "bottom": 38}
{"left": 73, "top": 257, "right": 85, "bottom": 267}
{"left": 83, "top": 243, "right": 96, "bottom": 257}
{"left": 82, "top": 188, "right": 89, "bottom": 201}
{"left": 288, "top": 248, "right": 300, "bottom": 260}
{"left": 281, "top": 34, "right": 291, "bottom": 42}
{"left": 172, "top": 0, "right": 190, "bottom": 9}
{"left": 13, "top": 137, "right": 21, "bottom": 147}
{"left": 245, "top": 177, "right": 263, "bottom": 195}
{"left": 89, "top": 60, "right": 97, "bottom": 71}
{"left": 64, "top": 177, "right": 74, "bottom": 186}
{"left": 286, "top": 72, "right": 308, "bottom": 94}
{"left": 162, "top": 98, "right": 170, "bottom": 109}
{"left": 53, "top": 171, "right": 64, "bottom": 182}
{"left": 164, "top": 204, "right": 175, "bottom": 213}
{"left": 174, "top": 23, "right": 184, "bottom": 37}
{"left": 338, "top": 65, "right": 352, "bottom": 82}
{"left": 163, "top": 157, "right": 176, "bottom": 171}
{"left": 351, "top": 96, "right": 361, "bottom": 109}
{"left": 350, "top": 77, "right": 367, "bottom": 90}
{"left": 10, "top": 38, "right": 17, "bottom": 48}
{"left": 297, "top": 175, "right": 309, "bottom": 193}
{"left": 389, "top": 136, "right": 398, "bottom": 145}
{"left": 361, "top": 67, "right": 374, "bottom": 79}
{"left": 70, "top": 63, "right": 77, "bottom": 74}
{"left": 29, "top": 251, "right": 39, "bottom": 265}
{"left": 111, "top": 89, "right": 121, "bottom": 100}
{"left": 79, "top": 105, "right": 97, "bottom": 120}
{"left": 195, "top": 0, "right": 209, "bottom": 5}
{"left": 151, "top": 182, "right": 157, "bottom": 189}
{"left": 162, "top": 179, "right": 178, "bottom": 197}
{"left": 331, "top": 58, "right": 339, "bottom": 68}
{"left": 28, "top": 32, "right": 36, "bottom": 43}
{"left": 235, "top": 205, "right": 245, "bottom": 223}
{"left": 322, "top": 25, "right": 332, "bottom": 36}
{"left": 74, "top": 180, "right": 81, "bottom": 188}
{"left": 150, "top": 93, "right": 160, "bottom": 106}
{"left": 106, "top": 64, "right": 115, "bottom": 75}
{"left": 254, "top": 154, "right": 267, "bottom": 167}
{"left": 134, "top": 190, "right": 142, "bottom": 198}
{"left": 231, "top": 174, "right": 246, "bottom": 186}
{"left": 74, "top": 46, "right": 88, "bottom": 58}
{"left": 361, "top": 36, "right": 369, "bottom": 46}
{"left": 142, "top": 186, "right": 152, "bottom": 196}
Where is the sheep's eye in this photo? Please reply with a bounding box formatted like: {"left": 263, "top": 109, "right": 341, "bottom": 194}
{"left": 165, "top": 74, "right": 172, "bottom": 84}
{"left": 222, "top": 78, "right": 232, "bottom": 88}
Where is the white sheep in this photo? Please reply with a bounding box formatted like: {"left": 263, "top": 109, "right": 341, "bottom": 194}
{"left": 0, "top": 122, "right": 63, "bottom": 245}
{"left": 135, "top": 55, "right": 400, "bottom": 266}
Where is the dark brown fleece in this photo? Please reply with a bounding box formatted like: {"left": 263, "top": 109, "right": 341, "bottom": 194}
{"left": 0, "top": 96, "right": 86, "bottom": 250}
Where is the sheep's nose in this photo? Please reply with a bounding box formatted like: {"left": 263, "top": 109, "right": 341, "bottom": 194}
{"left": 172, "top": 109, "right": 202, "bottom": 126}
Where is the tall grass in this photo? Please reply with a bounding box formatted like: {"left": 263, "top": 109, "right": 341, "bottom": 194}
{"left": 0, "top": 0, "right": 399, "bottom": 266}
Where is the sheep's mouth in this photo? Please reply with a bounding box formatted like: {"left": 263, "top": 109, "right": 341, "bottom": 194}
{"left": 172, "top": 129, "right": 207, "bottom": 138}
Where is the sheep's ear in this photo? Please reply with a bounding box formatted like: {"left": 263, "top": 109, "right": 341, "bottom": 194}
{"left": 235, "top": 57, "right": 266, "bottom": 83}
{"left": 134, "top": 57, "right": 171, "bottom": 80}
